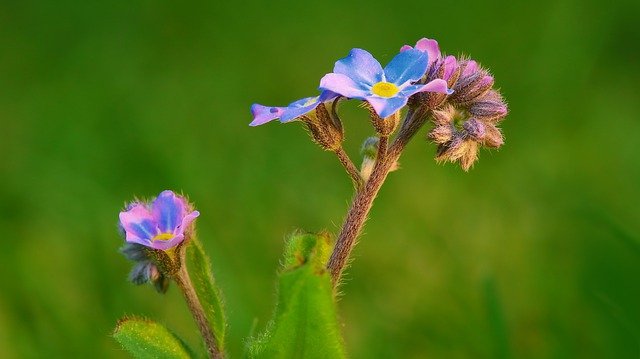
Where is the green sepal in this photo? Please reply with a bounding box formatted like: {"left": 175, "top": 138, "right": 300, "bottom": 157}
{"left": 145, "top": 246, "right": 181, "bottom": 276}
{"left": 247, "top": 231, "right": 346, "bottom": 359}
{"left": 185, "top": 237, "right": 227, "bottom": 352}
{"left": 113, "top": 316, "right": 194, "bottom": 359}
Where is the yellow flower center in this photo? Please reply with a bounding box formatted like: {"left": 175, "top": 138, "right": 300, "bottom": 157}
{"left": 153, "top": 232, "right": 174, "bottom": 241}
{"left": 371, "top": 82, "right": 399, "bottom": 98}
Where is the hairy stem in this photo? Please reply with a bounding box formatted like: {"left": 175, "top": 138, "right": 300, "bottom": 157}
{"left": 327, "top": 108, "right": 427, "bottom": 285}
{"left": 334, "top": 147, "right": 364, "bottom": 189}
{"left": 377, "top": 135, "right": 388, "bottom": 158}
{"left": 174, "top": 255, "right": 223, "bottom": 359}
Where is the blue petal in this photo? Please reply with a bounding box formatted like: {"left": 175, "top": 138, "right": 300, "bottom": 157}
{"left": 399, "top": 84, "right": 422, "bottom": 97}
{"left": 288, "top": 96, "right": 318, "bottom": 109}
{"left": 383, "top": 49, "right": 428, "bottom": 85}
{"left": 318, "top": 90, "right": 340, "bottom": 102}
{"left": 366, "top": 96, "right": 409, "bottom": 118}
{"left": 333, "top": 48, "right": 384, "bottom": 86}
{"left": 280, "top": 99, "right": 320, "bottom": 122}
{"left": 128, "top": 219, "right": 157, "bottom": 241}
{"left": 152, "top": 190, "right": 186, "bottom": 233}
{"left": 250, "top": 104, "right": 284, "bottom": 126}
{"left": 319, "top": 73, "right": 371, "bottom": 99}
{"left": 129, "top": 262, "right": 152, "bottom": 285}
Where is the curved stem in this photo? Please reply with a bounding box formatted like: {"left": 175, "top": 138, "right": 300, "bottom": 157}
{"left": 174, "top": 259, "right": 223, "bottom": 359}
{"left": 334, "top": 147, "right": 364, "bottom": 189}
{"left": 327, "top": 108, "right": 427, "bottom": 285}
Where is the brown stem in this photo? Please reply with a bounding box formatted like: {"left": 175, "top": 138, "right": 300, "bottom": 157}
{"left": 334, "top": 147, "right": 364, "bottom": 189}
{"left": 377, "top": 135, "right": 388, "bottom": 158}
{"left": 174, "top": 257, "right": 223, "bottom": 359}
{"left": 327, "top": 108, "right": 427, "bottom": 285}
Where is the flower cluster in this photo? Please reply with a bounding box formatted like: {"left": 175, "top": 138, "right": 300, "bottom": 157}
{"left": 250, "top": 37, "right": 508, "bottom": 171}
{"left": 400, "top": 39, "right": 509, "bottom": 171}
{"left": 250, "top": 38, "right": 507, "bottom": 171}
{"left": 250, "top": 47, "right": 450, "bottom": 126}
{"left": 249, "top": 44, "right": 452, "bottom": 153}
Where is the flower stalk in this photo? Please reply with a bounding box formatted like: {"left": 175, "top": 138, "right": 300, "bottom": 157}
{"left": 173, "top": 248, "right": 224, "bottom": 359}
{"left": 327, "top": 109, "right": 424, "bottom": 285}
{"left": 334, "top": 147, "right": 363, "bottom": 189}
{"left": 249, "top": 36, "right": 507, "bottom": 286}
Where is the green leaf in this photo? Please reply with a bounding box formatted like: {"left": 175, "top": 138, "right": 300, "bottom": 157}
{"left": 113, "top": 317, "right": 194, "bottom": 359}
{"left": 247, "top": 232, "right": 346, "bottom": 359}
{"left": 185, "top": 238, "right": 227, "bottom": 351}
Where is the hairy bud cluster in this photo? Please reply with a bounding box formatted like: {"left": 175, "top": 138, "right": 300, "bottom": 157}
{"left": 424, "top": 58, "right": 508, "bottom": 171}
{"left": 428, "top": 89, "right": 506, "bottom": 171}
{"left": 414, "top": 55, "right": 462, "bottom": 109}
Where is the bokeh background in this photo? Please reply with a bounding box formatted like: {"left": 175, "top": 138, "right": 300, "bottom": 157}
{"left": 1, "top": 0, "right": 639, "bottom": 357}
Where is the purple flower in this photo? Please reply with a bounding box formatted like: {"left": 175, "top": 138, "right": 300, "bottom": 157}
{"left": 319, "top": 48, "right": 451, "bottom": 118}
{"left": 250, "top": 91, "right": 338, "bottom": 126}
{"left": 400, "top": 38, "right": 441, "bottom": 67}
{"left": 403, "top": 38, "right": 459, "bottom": 82}
{"left": 119, "top": 190, "right": 199, "bottom": 250}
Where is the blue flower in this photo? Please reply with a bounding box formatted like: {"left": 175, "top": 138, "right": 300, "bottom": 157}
{"left": 250, "top": 91, "right": 338, "bottom": 126}
{"left": 119, "top": 190, "right": 199, "bottom": 250}
{"left": 319, "top": 48, "right": 452, "bottom": 118}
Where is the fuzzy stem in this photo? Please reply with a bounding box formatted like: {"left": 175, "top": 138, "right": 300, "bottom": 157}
{"left": 327, "top": 108, "right": 426, "bottom": 285}
{"left": 334, "top": 147, "right": 364, "bottom": 189}
{"left": 174, "top": 255, "right": 223, "bottom": 359}
{"left": 377, "top": 135, "right": 388, "bottom": 158}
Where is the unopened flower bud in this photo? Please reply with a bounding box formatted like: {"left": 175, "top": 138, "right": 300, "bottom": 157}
{"left": 449, "top": 59, "right": 494, "bottom": 106}
{"left": 443, "top": 55, "right": 461, "bottom": 87}
{"left": 127, "top": 260, "right": 169, "bottom": 293}
{"left": 423, "top": 59, "right": 450, "bottom": 109}
{"left": 468, "top": 89, "right": 508, "bottom": 122}
{"left": 120, "top": 243, "right": 150, "bottom": 262}
{"left": 483, "top": 124, "right": 504, "bottom": 148}
{"left": 360, "top": 137, "right": 379, "bottom": 181}
{"left": 463, "top": 118, "right": 486, "bottom": 141}
{"left": 461, "top": 60, "right": 479, "bottom": 77}
{"left": 359, "top": 137, "right": 398, "bottom": 180}
{"left": 460, "top": 141, "right": 479, "bottom": 171}
{"left": 437, "top": 135, "right": 467, "bottom": 162}
{"left": 435, "top": 135, "right": 480, "bottom": 172}
{"left": 153, "top": 273, "right": 170, "bottom": 294}
{"left": 129, "top": 262, "right": 153, "bottom": 285}
{"left": 428, "top": 125, "right": 455, "bottom": 144}
{"left": 361, "top": 137, "right": 379, "bottom": 158}
{"left": 431, "top": 104, "right": 456, "bottom": 126}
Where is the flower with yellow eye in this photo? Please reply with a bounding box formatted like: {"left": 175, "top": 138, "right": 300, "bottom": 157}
{"left": 319, "top": 48, "right": 451, "bottom": 118}
{"left": 119, "top": 190, "right": 199, "bottom": 250}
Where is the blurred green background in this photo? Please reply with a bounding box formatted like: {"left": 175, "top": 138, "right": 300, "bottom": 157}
{"left": 1, "top": 0, "right": 639, "bottom": 357}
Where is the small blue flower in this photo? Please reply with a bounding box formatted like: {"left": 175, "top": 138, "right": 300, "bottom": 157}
{"left": 250, "top": 91, "right": 338, "bottom": 126}
{"left": 119, "top": 190, "right": 199, "bottom": 250}
{"left": 319, "top": 48, "right": 452, "bottom": 118}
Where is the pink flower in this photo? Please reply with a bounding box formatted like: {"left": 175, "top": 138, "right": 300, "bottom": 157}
{"left": 119, "top": 190, "right": 199, "bottom": 250}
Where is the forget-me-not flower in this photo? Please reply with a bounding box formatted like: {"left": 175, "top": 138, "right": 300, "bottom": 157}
{"left": 119, "top": 190, "right": 199, "bottom": 250}
{"left": 250, "top": 91, "right": 338, "bottom": 126}
{"left": 318, "top": 48, "right": 451, "bottom": 118}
